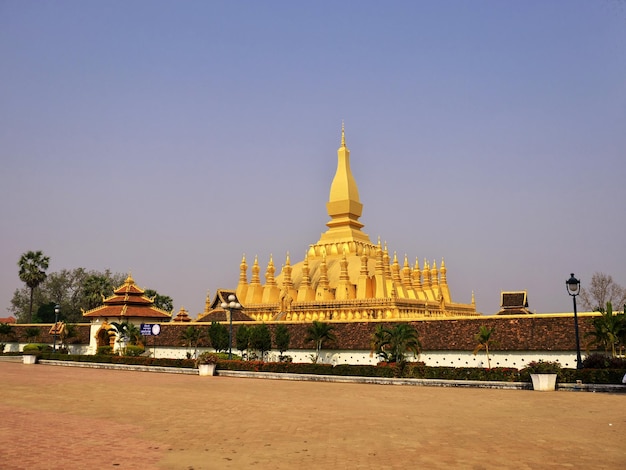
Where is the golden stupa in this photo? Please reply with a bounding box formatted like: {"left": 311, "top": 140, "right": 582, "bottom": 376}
{"left": 233, "top": 125, "right": 478, "bottom": 322}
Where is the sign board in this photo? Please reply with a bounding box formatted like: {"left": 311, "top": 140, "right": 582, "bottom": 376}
{"left": 140, "top": 323, "right": 161, "bottom": 336}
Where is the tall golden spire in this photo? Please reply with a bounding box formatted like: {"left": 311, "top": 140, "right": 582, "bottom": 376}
{"left": 317, "top": 123, "right": 371, "bottom": 245}
{"left": 341, "top": 120, "right": 346, "bottom": 147}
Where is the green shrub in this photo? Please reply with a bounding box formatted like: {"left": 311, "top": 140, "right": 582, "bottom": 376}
{"left": 404, "top": 362, "right": 427, "bottom": 378}
{"left": 215, "top": 352, "right": 240, "bottom": 361}
{"left": 23, "top": 343, "right": 52, "bottom": 353}
{"left": 23, "top": 327, "right": 41, "bottom": 342}
{"left": 97, "top": 346, "right": 113, "bottom": 355}
{"left": 559, "top": 367, "right": 626, "bottom": 384}
{"left": 124, "top": 345, "right": 145, "bottom": 357}
{"left": 332, "top": 364, "right": 396, "bottom": 378}
{"left": 582, "top": 353, "right": 626, "bottom": 369}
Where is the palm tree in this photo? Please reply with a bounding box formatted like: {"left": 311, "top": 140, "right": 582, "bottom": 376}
{"left": 370, "top": 324, "right": 390, "bottom": 362}
{"left": 473, "top": 325, "right": 497, "bottom": 369}
{"left": 18, "top": 250, "right": 50, "bottom": 323}
{"left": 305, "top": 321, "right": 336, "bottom": 364}
{"left": 388, "top": 324, "right": 421, "bottom": 363}
{"left": 370, "top": 324, "right": 421, "bottom": 363}
{"left": 180, "top": 326, "right": 202, "bottom": 359}
{"left": 125, "top": 322, "right": 143, "bottom": 346}
{"left": 109, "top": 321, "right": 131, "bottom": 354}
{"left": 585, "top": 301, "right": 625, "bottom": 358}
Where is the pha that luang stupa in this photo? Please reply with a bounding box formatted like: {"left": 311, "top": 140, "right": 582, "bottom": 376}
{"left": 233, "top": 125, "right": 478, "bottom": 322}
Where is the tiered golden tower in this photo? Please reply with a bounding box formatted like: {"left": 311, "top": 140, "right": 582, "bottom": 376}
{"left": 234, "top": 125, "right": 478, "bottom": 321}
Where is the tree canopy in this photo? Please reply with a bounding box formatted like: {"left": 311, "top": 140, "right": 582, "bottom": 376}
{"left": 248, "top": 323, "right": 272, "bottom": 361}
{"left": 144, "top": 289, "right": 174, "bottom": 313}
{"left": 208, "top": 321, "right": 229, "bottom": 353}
{"left": 10, "top": 266, "right": 175, "bottom": 324}
{"left": 580, "top": 272, "right": 626, "bottom": 312}
{"left": 11, "top": 268, "right": 124, "bottom": 323}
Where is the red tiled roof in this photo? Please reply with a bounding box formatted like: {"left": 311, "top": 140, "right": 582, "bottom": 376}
{"left": 83, "top": 305, "right": 171, "bottom": 319}
{"left": 113, "top": 275, "right": 146, "bottom": 295}
{"left": 172, "top": 307, "right": 192, "bottom": 322}
{"left": 82, "top": 274, "right": 171, "bottom": 320}
{"left": 104, "top": 294, "right": 153, "bottom": 305}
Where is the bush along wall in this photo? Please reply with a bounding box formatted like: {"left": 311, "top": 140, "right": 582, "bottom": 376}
{"left": 35, "top": 353, "right": 626, "bottom": 384}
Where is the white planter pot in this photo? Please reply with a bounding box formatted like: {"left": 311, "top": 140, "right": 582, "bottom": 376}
{"left": 530, "top": 373, "right": 557, "bottom": 391}
{"left": 23, "top": 355, "right": 37, "bottom": 365}
{"left": 198, "top": 364, "right": 216, "bottom": 376}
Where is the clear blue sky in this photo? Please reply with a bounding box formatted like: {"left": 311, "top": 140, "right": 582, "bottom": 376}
{"left": 1, "top": 1, "right": 625, "bottom": 318}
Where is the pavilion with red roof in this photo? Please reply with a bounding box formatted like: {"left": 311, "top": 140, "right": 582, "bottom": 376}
{"left": 83, "top": 274, "right": 171, "bottom": 352}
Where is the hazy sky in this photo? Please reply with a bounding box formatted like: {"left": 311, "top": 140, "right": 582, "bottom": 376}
{"left": 2, "top": 1, "right": 625, "bottom": 319}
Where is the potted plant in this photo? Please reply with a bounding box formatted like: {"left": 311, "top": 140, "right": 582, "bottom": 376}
{"left": 22, "top": 343, "right": 42, "bottom": 364}
{"left": 522, "top": 360, "right": 562, "bottom": 391}
{"left": 196, "top": 352, "right": 219, "bottom": 376}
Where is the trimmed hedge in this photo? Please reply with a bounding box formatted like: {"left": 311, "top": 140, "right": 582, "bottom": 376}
{"left": 559, "top": 368, "right": 626, "bottom": 385}
{"left": 23, "top": 343, "right": 52, "bottom": 353}
{"left": 32, "top": 353, "right": 626, "bottom": 384}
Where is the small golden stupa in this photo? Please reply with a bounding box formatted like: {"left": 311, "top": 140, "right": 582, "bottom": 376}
{"left": 232, "top": 125, "right": 478, "bottom": 322}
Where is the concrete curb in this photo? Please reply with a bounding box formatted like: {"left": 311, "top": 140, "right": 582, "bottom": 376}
{"left": 36, "top": 359, "right": 626, "bottom": 393}
{"left": 41, "top": 359, "right": 197, "bottom": 375}
{"left": 0, "top": 356, "right": 23, "bottom": 363}
{"left": 217, "top": 369, "right": 533, "bottom": 389}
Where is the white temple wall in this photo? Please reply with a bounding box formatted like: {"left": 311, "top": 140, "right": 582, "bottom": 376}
{"left": 1, "top": 342, "right": 582, "bottom": 370}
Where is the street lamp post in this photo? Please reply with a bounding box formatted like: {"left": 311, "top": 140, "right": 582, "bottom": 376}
{"left": 53, "top": 304, "right": 60, "bottom": 352}
{"left": 566, "top": 273, "right": 582, "bottom": 369}
{"left": 221, "top": 294, "right": 241, "bottom": 360}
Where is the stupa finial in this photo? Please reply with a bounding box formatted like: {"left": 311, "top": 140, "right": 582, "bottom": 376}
{"left": 341, "top": 120, "right": 346, "bottom": 147}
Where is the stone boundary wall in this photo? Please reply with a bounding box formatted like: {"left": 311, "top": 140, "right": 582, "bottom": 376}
{"left": 3, "top": 313, "right": 599, "bottom": 353}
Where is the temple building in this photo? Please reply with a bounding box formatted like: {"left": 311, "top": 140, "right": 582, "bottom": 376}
{"left": 82, "top": 274, "right": 171, "bottom": 352}
{"left": 226, "top": 125, "right": 478, "bottom": 322}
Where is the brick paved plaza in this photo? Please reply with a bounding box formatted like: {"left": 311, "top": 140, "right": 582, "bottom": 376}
{"left": 0, "top": 362, "right": 624, "bottom": 469}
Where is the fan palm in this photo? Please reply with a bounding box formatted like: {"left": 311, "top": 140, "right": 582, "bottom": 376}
{"left": 125, "top": 322, "right": 143, "bottom": 346}
{"left": 18, "top": 250, "right": 50, "bottom": 323}
{"left": 305, "top": 321, "right": 336, "bottom": 364}
{"left": 585, "top": 302, "right": 625, "bottom": 358}
{"left": 473, "top": 325, "right": 497, "bottom": 369}
{"left": 109, "top": 321, "right": 131, "bottom": 353}
{"left": 371, "top": 324, "right": 421, "bottom": 363}
{"left": 180, "top": 326, "right": 202, "bottom": 359}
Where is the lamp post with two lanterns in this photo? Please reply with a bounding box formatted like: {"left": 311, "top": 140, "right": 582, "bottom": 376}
{"left": 220, "top": 294, "right": 241, "bottom": 360}
{"left": 53, "top": 304, "right": 60, "bottom": 352}
{"left": 566, "top": 273, "right": 582, "bottom": 369}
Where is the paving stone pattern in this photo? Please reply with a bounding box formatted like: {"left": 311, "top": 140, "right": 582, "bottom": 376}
{"left": 0, "top": 362, "right": 624, "bottom": 469}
